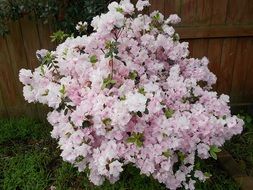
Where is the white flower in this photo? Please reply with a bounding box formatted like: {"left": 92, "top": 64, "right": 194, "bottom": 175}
{"left": 125, "top": 92, "right": 147, "bottom": 112}
{"left": 120, "top": 0, "right": 135, "bottom": 14}
{"left": 19, "top": 69, "right": 33, "bottom": 85}
{"left": 136, "top": 0, "right": 150, "bottom": 11}
{"left": 108, "top": 2, "right": 120, "bottom": 12}
{"left": 165, "top": 14, "right": 181, "bottom": 24}
{"left": 109, "top": 160, "right": 123, "bottom": 177}
{"left": 36, "top": 49, "right": 49, "bottom": 61}
{"left": 76, "top": 21, "right": 88, "bottom": 33}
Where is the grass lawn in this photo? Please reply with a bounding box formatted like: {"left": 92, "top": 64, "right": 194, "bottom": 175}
{"left": 1, "top": 112, "right": 252, "bottom": 190}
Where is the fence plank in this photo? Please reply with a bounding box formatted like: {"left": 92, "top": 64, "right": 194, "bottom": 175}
{"left": 218, "top": 38, "right": 238, "bottom": 95}
{"left": 211, "top": 0, "right": 228, "bottom": 25}
{"left": 20, "top": 16, "right": 41, "bottom": 70}
{"left": 149, "top": 0, "right": 165, "bottom": 14}
{"left": 37, "top": 20, "right": 55, "bottom": 50}
{"left": 207, "top": 39, "right": 223, "bottom": 90}
{"left": 244, "top": 39, "right": 253, "bottom": 102}
{"left": 188, "top": 39, "right": 209, "bottom": 59}
{"left": 0, "top": 38, "right": 20, "bottom": 116}
{"left": 164, "top": 0, "right": 181, "bottom": 18}
{"left": 230, "top": 38, "right": 251, "bottom": 102}
{"left": 226, "top": 0, "right": 248, "bottom": 24}
{"left": 5, "top": 21, "right": 38, "bottom": 118}
{"left": 176, "top": 25, "right": 253, "bottom": 39}
{"left": 0, "top": 38, "right": 9, "bottom": 117}
{"left": 19, "top": 16, "right": 41, "bottom": 118}
{"left": 0, "top": 89, "right": 7, "bottom": 117}
{"left": 195, "top": 0, "right": 213, "bottom": 25}
{"left": 180, "top": 0, "right": 197, "bottom": 25}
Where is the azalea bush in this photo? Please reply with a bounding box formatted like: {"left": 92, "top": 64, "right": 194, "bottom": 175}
{"left": 19, "top": 0, "right": 244, "bottom": 189}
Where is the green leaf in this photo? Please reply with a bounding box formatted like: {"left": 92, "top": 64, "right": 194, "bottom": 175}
{"left": 75, "top": 155, "right": 85, "bottom": 162}
{"left": 41, "top": 52, "right": 55, "bottom": 66}
{"left": 195, "top": 161, "right": 201, "bottom": 170}
{"left": 127, "top": 133, "right": 144, "bottom": 147}
{"left": 204, "top": 172, "right": 212, "bottom": 178}
{"left": 129, "top": 71, "right": 138, "bottom": 80}
{"left": 63, "top": 48, "right": 68, "bottom": 56}
{"left": 209, "top": 145, "right": 221, "bottom": 160}
{"left": 138, "top": 87, "right": 146, "bottom": 95}
{"left": 178, "top": 152, "right": 185, "bottom": 162}
{"left": 116, "top": 7, "right": 124, "bottom": 13}
{"left": 126, "top": 136, "right": 136, "bottom": 143}
{"left": 59, "top": 85, "right": 66, "bottom": 95}
{"left": 90, "top": 55, "right": 98, "bottom": 64}
{"left": 102, "top": 118, "right": 112, "bottom": 126}
{"left": 210, "top": 145, "right": 221, "bottom": 153}
{"left": 162, "top": 150, "right": 171, "bottom": 158}
{"left": 50, "top": 30, "right": 69, "bottom": 43}
{"left": 210, "top": 151, "right": 217, "bottom": 160}
{"left": 136, "top": 140, "right": 143, "bottom": 148}
{"left": 163, "top": 108, "right": 174, "bottom": 119}
{"left": 152, "top": 12, "right": 160, "bottom": 20}
{"left": 102, "top": 74, "right": 116, "bottom": 89}
{"left": 105, "top": 41, "right": 120, "bottom": 58}
{"left": 119, "top": 95, "right": 126, "bottom": 101}
{"left": 245, "top": 115, "right": 252, "bottom": 124}
{"left": 173, "top": 33, "right": 180, "bottom": 41}
{"left": 82, "top": 120, "right": 92, "bottom": 128}
{"left": 40, "top": 65, "right": 45, "bottom": 75}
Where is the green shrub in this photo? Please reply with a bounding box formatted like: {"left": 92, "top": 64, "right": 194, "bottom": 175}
{"left": 0, "top": 0, "right": 110, "bottom": 36}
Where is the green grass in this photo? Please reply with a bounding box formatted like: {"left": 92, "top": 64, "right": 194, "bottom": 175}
{"left": 0, "top": 117, "right": 48, "bottom": 144}
{"left": 2, "top": 151, "right": 51, "bottom": 190}
{"left": 1, "top": 115, "right": 250, "bottom": 190}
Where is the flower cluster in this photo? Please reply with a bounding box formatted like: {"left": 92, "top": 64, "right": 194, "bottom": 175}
{"left": 19, "top": 0, "right": 243, "bottom": 189}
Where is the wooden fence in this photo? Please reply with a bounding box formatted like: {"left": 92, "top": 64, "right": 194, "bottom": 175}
{"left": 0, "top": 0, "right": 253, "bottom": 118}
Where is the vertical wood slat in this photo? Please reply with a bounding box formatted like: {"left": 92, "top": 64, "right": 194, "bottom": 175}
{"left": 180, "top": 0, "right": 197, "bottom": 25}
{"left": 20, "top": 16, "right": 41, "bottom": 70}
{"left": 0, "top": 38, "right": 9, "bottom": 117}
{"left": 19, "top": 16, "right": 42, "bottom": 118}
{"left": 5, "top": 21, "right": 37, "bottom": 117}
{"left": 218, "top": 38, "right": 238, "bottom": 95}
{"left": 195, "top": 0, "right": 213, "bottom": 25}
{"left": 230, "top": 38, "right": 252, "bottom": 102}
{"left": 0, "top": 90, "right": 7, "bottom": 118}
{"left": 244, "top": 39, "right": 253, "bottom": 102}
{"left": 207, "top": 39, "right": 223, "bottom": 90}
{"left": 188, "top": 39, "right": 209, "bottom": 59}
{"left": 149, "top": 0, "right": 165, "bottom": 14}
{"left": 211, "top": 0, "right": 228, "bottom": 25}
{"left": 0, "top": 38, "right": 19, "bottom": 116}
{"left": 164, "top": 0, "right": 181, "bottom": 18}
{"left": 226, "top": 0, "right": 249, "bottom": 24}
{"left": 37, "top": 20, "right": 55, "bottom": 50}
